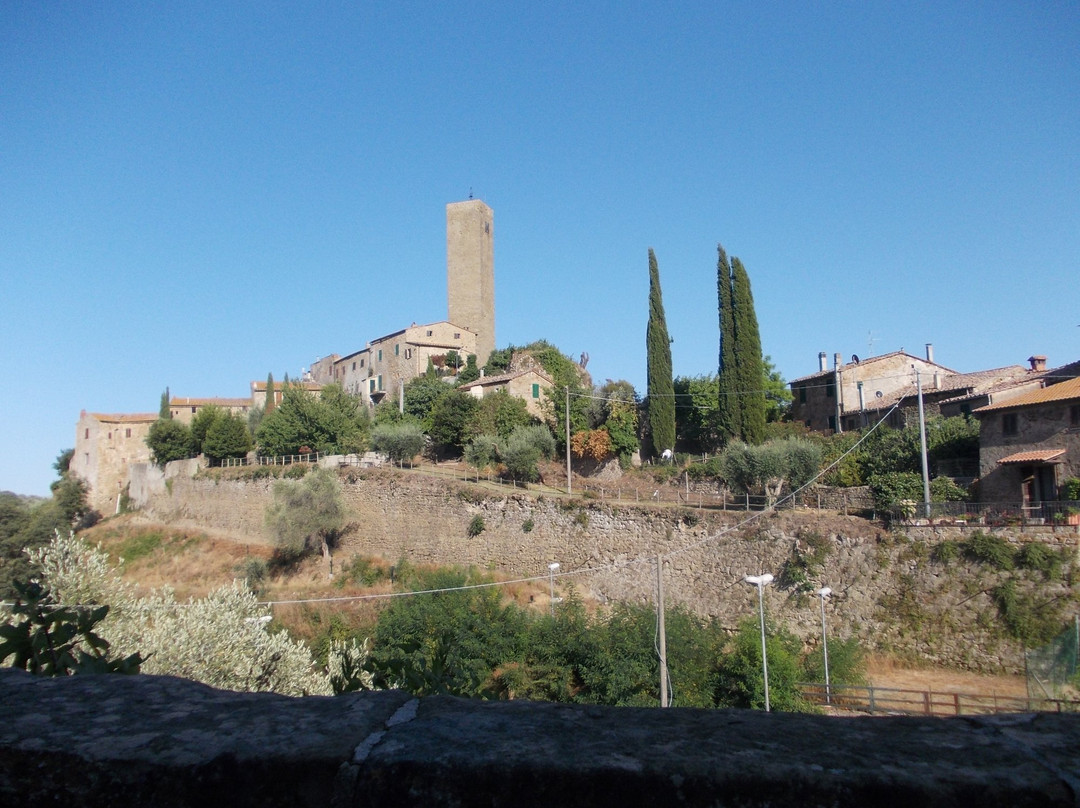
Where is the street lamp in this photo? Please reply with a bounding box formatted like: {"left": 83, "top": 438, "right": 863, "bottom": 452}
{"left": 548, "top": 562, "right": 560, "bottom": 616}
{"left": 816, "top": 587, "right": 832, "bottom": 705}
{"left": 743, "top": 573, "right": 774, "bottom": 712}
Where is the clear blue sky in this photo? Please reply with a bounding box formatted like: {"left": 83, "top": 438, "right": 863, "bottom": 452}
{"left": 2, "top": 2, "right": 1077, "bottom": 496}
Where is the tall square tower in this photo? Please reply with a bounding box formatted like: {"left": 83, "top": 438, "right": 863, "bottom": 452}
{"left": 447, "top": 199, "right": 495, "bottom": 368}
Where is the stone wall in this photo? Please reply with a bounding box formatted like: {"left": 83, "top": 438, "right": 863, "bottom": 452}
{"left": 135, "top": 466, "right": 1079, "bottom": 673}
{"left": 2, "top": 668, "right": 1077, "bottom": 807}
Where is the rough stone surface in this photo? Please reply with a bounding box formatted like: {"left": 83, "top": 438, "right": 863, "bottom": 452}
{"left": 2, "top": 669, "right": 1078, "bottom": 807}
{"left": 135, "top": 468, "right": 1078, "bottom": 673}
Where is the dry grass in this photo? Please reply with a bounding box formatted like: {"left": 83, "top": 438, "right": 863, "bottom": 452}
{"left": 864, "top": 653, "right": 1028, "bottom": 697}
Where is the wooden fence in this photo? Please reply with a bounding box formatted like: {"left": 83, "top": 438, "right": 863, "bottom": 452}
{"left": 799, "top": 683, "right": 1080, "bottom": 716}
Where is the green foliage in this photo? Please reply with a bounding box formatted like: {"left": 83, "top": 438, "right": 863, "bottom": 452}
{"left": 236, "top": 557, "right": 269, "bottom": 591}
{"left": 467, "top": 515, "right": 486, "bottom": 537}
{"left": 929, "top": 475, "right": 969, "bottom": 502}
{"left": 498, "top": 425, "right": 554, "bottom": 482}
{"left": 713, "top": 617, "right": 811, "bottom": 711}
{"left": 674, "top": 375, "right": 725, "bottom": 454}
{"left": 762, "top": 355, "right": 793, "bottom": 424}
{"left": 932, "top": 540, "right": 960, "bottom": 564}
{"left": 0, "top": 580, "right": 143, "bottom": 676}
{"left": 730, "top": 257, "right": 766, "bottom": 444}
{"left": 53, "top": 449, "right": 74, "bottom": 477}
{"left": 464, "top": 434, "right": 500, "bottom": 471}
{"left": 202, "top": 412, "right": 252, "bottom": 463}
{"left": 1060, "top": 477, "right": 1080, "bottom": 502}
{"left": 189, "top": 404, "right": 224, "bottom": 454}
{"left": 777, "top": 530, "right": 831, "bottom": 593}
{"left": 371, "top": 420, "right": 426, "bottom": 465}
{"left": 159, "top": 387, "right": 171, "bottom": 419}
{"left": 403, "top": 375, "right": 451, "bottom": 422}
{"left": 992, "top": 580, "right": 1065, "bottom": 645}
{"left": 521, "top": 517, "right": 535, "bottom": 533}
{"left": 718, "top": 437, "right": 822, "bottom": 499}
{"left": 962, "top": 530, "right": 1015, "bottom": 570}
{"left": 1016, "top": 542, "right": 1065, "bottom": 580}
{"left": 454, "top": 354, "right": 481, "bottom": 385}
{"left": 716, "top": 245, "right": 739, "bottom": 447}
{"left": 646, "top": 248, "right": 676, "bottom": 457}
{"left": 264, "top": 374, "right": 276, "bottom": 413}
{"left": 335, "top": 554, "right": 386, "bottom": 589}
{"left": 868, "top": 471, "right": 924, "bottom": 511}
{"left": 257, "top": 382, "right": 369, "bottom": 456}
{"left": 146, "top": 418, "right": 194, "bottom": 466}
{"left": 800, "top": 634, "right": 866, "bottom": 688}
{"left": 264, "top": 468, "right": 346, "bottom": 562}
{"left": 467, "top": 389, "right": 534, "bottom": 441}
{"left": 427, "top": 390, "right": 479, "bottom": 456}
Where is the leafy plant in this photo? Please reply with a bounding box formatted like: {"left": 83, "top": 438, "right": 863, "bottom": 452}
{"left": 467, "top": 515, "right": 486, "bottom": 537}
{"left": 962, "top": 530, "right": 1015, "bottom": 570}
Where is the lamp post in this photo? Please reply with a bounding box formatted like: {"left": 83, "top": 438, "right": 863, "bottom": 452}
{"left": 744, "top": 573, "right": 774, "bottom": 712}
{"left": 816, "top": 587, "right": 832, "bottom": 705}
{"left": 548, "top": 562, "right": 560, "bottom": 616}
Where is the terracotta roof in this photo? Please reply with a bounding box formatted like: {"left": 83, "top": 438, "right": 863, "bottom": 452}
{"left": 997, "top": 449, "right": 1067, "bottom": 465}
{"left": 459, "top": 367, "right": 553, "bottom": 390}
{"left": 171, "top": 397, "right": 250, "bottom": 407}
{"left": 89, "top": 413, "right": 158, "bottom": 423}
{"left": 974, "top": 376, "right": 1080, "bottom": 413}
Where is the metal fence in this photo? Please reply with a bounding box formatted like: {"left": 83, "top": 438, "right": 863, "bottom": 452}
{"left": 218, "top": 452, "right": 323, "bottom": 468}
{"left": 899, "top": 500, "right": 1080, "bottom": 527}
{"left": 799, "top": 683, "right": 1080, "bottom": 716}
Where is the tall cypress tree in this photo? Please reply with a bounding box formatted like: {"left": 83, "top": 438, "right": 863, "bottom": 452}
{"left": 716, "top": 246, "right": 739, "bottom": 446}
{"left": 265, "top": 373, "right": 276, "bottom": 414}
{"left": 646, "top": 248, "right": 675, "bottom": 458}
{"left": 731, "top": 257, "right": 766, "bottom": 444}
{"left": 159, "top": 387, "right": 171, "bottom": 419}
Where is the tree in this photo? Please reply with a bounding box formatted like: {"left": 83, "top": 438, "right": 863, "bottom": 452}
{"left": 189, "top": 404, "right": 224, "bottom": 455}
{"left": 674, "top": 375, "right": 725, "bottom": 454}
{"left": 427, "top": 390, "right": 479, "bottom": 456}
{"left": 403, "top": 374, "right": 451, "bottom": 422}
{"left": 467, "top": 389, "right": 534, "bottom": 441}
{"left": 202, "top": 412, "right": 253, "bottom": 463}
{"left": 716, "top": 246, "right": 739, "bottom": 446}
{"left": 731, "top": 257, "right": 766, "bottom": 444}
{"left": 455, "top": 354, "right": 481, "bottom": 386}
{"left": 146, "top": 418, "right": 194, "bottom": 466}
{"left": 646, "top": 248, "right": 675, "bottom": 458}
{"left": 256, "top": 383, "right": 368, "bottom": 456}
{"left": 264, "top": 468, "right": 346, "bottom": 563}
{"left": 713, "top": 617, "right": 810, "bottom": 711}
{"left": 371, "top": 421, "right": 426, "bottom": 466}
{"left": 265, "top": 373, "right": 276, "bottom": 414}
{"left": 762, "top": 356, "right": 792, "bottom": 423}
{"left": 159, "top": 387, "right": 171, "bottom": 419}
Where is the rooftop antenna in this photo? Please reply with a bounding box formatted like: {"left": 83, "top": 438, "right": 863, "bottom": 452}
{"left": 866, "top": 330, "right": 880, "bottom": 357}
{"left": 468, "top": 187, "right": 473, "bottom": 199}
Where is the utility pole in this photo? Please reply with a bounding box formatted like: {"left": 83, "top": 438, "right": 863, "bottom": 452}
{"left": 565, "top": 385, "right": 572, "bottom": 493}
{"left": 657, "top": 555, "right": 669, "bottom": 708}
{"left": 916, "top": 368, "right": 931, "bottom": 517}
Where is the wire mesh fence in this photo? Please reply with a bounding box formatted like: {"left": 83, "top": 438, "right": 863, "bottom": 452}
{"left": 1026, "top": 618, "right": 1080, "bottom": 701}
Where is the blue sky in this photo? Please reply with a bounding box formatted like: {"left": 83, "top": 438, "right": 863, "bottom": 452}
{"left": 2, "top": 2, "right": 1077, "bottom": 496}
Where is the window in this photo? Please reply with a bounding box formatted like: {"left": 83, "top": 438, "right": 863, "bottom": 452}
{"left": 192, "top": 406, "right": 197, "bottom": 414}
{"left": 394, "top": 344, "right": 399, "bottom": 356}
{"left": 532, "top": 383, "right": 540, "bottom": 399}
{"left": 360, "top": 358, "right": 365, "bottom": 368}
{"left": 826, "top": 380, "right": 835, "bottom": 398}
{"left": 1003, "top": 412, "right": 1018, "bottom": 436}
{"left": 1071, "top": 404, "right": 1080, "bottom": 426}
{"left": 352, "top": 362, "right": 356, "bottom": 371}
{"left": 405, "top": 348, "right": 413, "bottom": 360}
{"left": 828, "top": 415, "right": 836, "bottom": 432}
{"left": 426, "top": 330, "right": 433, "bottom": 337}
{"left": 799, "top": 387, "right": 807, "bottom": 404}
{"left": 107, "top": 432, "right": 112, "bottom": 440}
{"left": 378, "top": 349, "right": 382, "bottom": 361}
{"left": 378, "top": 375, "right": 383, "bottom": 391}
{"left": 454, "top": 332, "right": 461, "bottom": 339}
{"left": 369, "top": 379, "right": 375, "bottom": 394}
{"left": 84, "top": 428, "right": 89, "bottom": 439}
{"left": 126, "top": 428, "right": 131, "bottom": 438}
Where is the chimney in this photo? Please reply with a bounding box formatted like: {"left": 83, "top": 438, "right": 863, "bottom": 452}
{"left": 925, "top": 343, "right": 934, "bottom": 363}
{"left": 834, "top": 353, "right": 842, "bottom": 370}
{"left": 1028, "top": 355, "right": 1047, "bottom": 372}
{"left": 479, "top": 368, "right": 485, "bottom": 378}
{"left": 818, "top": 352, "right": 827, "bottom": 372}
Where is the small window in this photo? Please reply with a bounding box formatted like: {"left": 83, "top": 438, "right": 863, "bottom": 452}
{"left": 454, "top": 332, "right": 461, "bottom": 339}
{"left": 532, "top": 383, "right": 540, "bottom": 399}
{"left": 405, "top": 348, "right": 413, "bottom": 360}
{"left": 395, "top": 344, "right": 399, "bottom": 356}
{"left": 369, "top": 379, "right": 375, "bottom": 394}
{"left": 1003, "top": 412, "right": 1018, "bottom": 436}
{"left": 828, "top": 415, "right": 837, "bottom": 432}
{"left": 360, "top": 358, "right": 365, "bottom": 368}
{"left": 192, "top": 406, "right": 197, "bottom": 414}
{"left": 378, "top": 349, "right": 382, "bottom": 361}
{"left": 378, "top": 375, "right": 383, "bottom": 391}
{"left": 126, "top": 428, "right": 131, "bottom": 438}
{"left": 826, "top": 381, "right": 835, "bottom": 398}
{"left": 108, "top": 431, "right": 112, "bottom": 440}
{"left": 84, "top": 428, "right": 89, "bottom": 439}
{"left": 799, "top": 387, "right": 807, "bottom": 404}
{"left": 426, "top": 330, "right": 433, "bottom": 337}
{"left": 352, "top": 362, "right": 356, "bottom": 371}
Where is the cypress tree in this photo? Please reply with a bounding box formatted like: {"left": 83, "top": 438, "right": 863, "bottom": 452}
{"left": 265, "top": 373, "right": 276, "bottom": 414}
{"left": 731, "top": 257, "right": 766, "bottom": 444}
{"left": 646, "top": 248, "right": 675, "bottom": 458}
{"left": 159, "top": 387, "right": 171, "bottom": 419}
{"left": 716, "top": 246, "right": 739, "bottom": 446}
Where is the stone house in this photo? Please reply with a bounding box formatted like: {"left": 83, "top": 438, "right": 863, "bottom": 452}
{"left": 973, "top": 373, "right": 1080, "bottom": 504}
{"left": 250, "top": 380, "right": 323, "bottom": 410}
{"left": 789, "top": 347, "right": 956, "bottom": 433}
{"left": 169, "top": 397, "right": 252, "bottom": 424}
{"left": 458, "top": 364, "right": 554, "bottom": 420}
{"left": 72, "top": 411, "right": 157, "bottom": 514}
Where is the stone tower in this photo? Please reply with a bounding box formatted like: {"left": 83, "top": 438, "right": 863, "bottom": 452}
{"left": 446, "top": 199, "right": 495, "bottom": 369}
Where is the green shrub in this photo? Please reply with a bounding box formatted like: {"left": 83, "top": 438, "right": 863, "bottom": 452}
{"left": 467, "top": 515, "right": 486, "bottom": 537}
{"left": 932, "top": 540, "right": 960, "bottom": 564}
{"left": 1016, "top": 542, "right": 1064, "bottom": 580}
{"left": 521, "top": 518, "right": 534, "bottom": 533}
{"left": 962, "top": 530, "right": 1015, "bottom": 570}
{"left": 283, "top": 463, "right": 311, "bottom": 479}
{"left": 1060, "top": 477, "right": 1080, "bottom": 502}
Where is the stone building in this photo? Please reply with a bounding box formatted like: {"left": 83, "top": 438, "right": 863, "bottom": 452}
{"left": 447, "top": 199, "right": 495, "bottom": 369}
{"left": 168, "top": 397, "right": 251, "bottom": 424}
{"left": 72, "top": 411, "right": 156, "bottom": 514}
{"left": 458, "top": 365, "right": 553, "bottom": 420}
{"left": 789, "top": 347, "right": 955, "bottom": 433}
{"left": 250, "top": 380, "right": 323, "bottom": 410}
{"left": 974, "top": 373, "right": 1080, "bottom": 503}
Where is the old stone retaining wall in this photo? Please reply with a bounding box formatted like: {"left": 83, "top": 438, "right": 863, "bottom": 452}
{"left": 136, "top": 465, "right": 1078, "bottom": 674}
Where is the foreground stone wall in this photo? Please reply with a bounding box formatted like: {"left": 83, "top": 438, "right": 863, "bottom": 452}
{"left": 136, "top": 467, "right": 1078, "bottom": 673}
{"left": 2, "top": 669, "right": 1077, "bottom": 807}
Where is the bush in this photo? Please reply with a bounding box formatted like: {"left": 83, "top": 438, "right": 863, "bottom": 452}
{"left": 1060, "top": 477, "right": 1080, "bottom": 502}
{"left": 464, "top": 434, "right": 500, "bottom": 471}
{"left": 929, "top": 476, "right": 969, "bottom": 502}
{"left": 264, "top": 468, "right": 346, "bottom": 562}
{"left": 467, "top": 515, "right": 486, "bottom": 537}
{"left": 1016, "top": 542, "right": 1065, "bottom": 580}
{"left": 146, "top": 418, "right": 194, "bottom": 466}
{"left": 371, "top": 420, "right": 425, "bottom": 465}
{"left": 962, "top": 530, "right": 1015, "bottom": 570}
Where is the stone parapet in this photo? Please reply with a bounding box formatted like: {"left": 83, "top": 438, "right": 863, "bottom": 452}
{"left": 1, "top": 669, "right": 1078, "bottom": 807}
